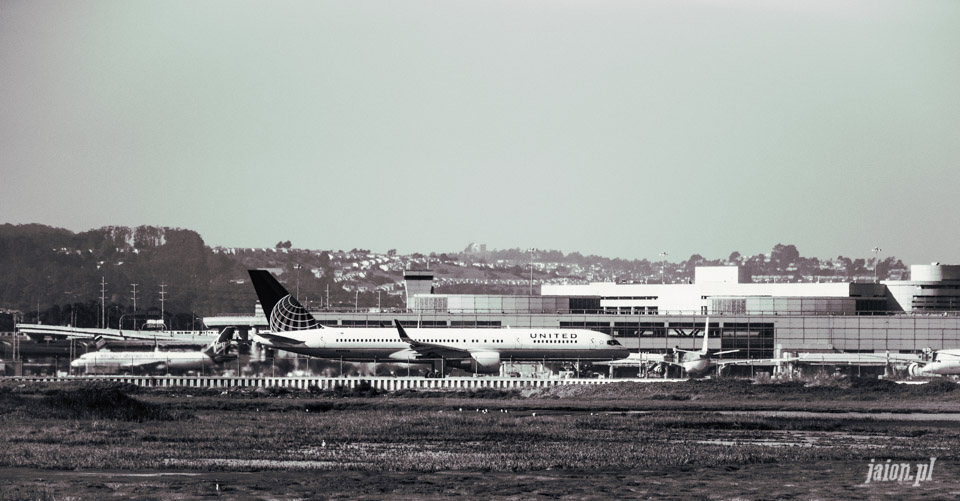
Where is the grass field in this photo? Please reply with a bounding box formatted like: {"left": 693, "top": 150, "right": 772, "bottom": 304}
{"left": 1, "top": 378, "right": 959, "bottom": 499}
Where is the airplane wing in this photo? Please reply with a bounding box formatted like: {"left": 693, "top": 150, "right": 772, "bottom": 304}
{"left": 16, "top": 324, "right": 154, "bottom": 340}
{"left": 846, "top": 352, "right": 922, "bottom": 363}
{"left": 715, "top": 357, "right": 799, "bottom": 367}
{"left": 792, "top": 352, "right": 920, "bottom": 367}
{"left": 594, "top": 352, "right": 668, "bottom": 367}
{"left": 393, "top": 320, "right": 474, "bottom": 360}
{"left": 16, "top": 323, "right": 218, "bottom": 346}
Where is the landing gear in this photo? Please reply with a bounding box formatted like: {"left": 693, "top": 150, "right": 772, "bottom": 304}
{"left": 426, "top": 359, "right": 447, "bottom": 378}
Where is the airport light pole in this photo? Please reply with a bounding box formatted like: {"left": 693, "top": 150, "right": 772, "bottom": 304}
{"left": 659, "top": 252, "right": 668, "bottom": 284}
{"left": 296, "top": 264, "right": 301, "bottom": 301}
{"left": 528, "top": 248, "right": 537, "bottom": 296}
{"left": 872, "top": 247, "right": 882, "bottom": 283}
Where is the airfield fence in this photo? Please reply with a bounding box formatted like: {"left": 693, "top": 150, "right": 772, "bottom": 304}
{"left": 3, "top": 375, "right": 668, "bottom": 390}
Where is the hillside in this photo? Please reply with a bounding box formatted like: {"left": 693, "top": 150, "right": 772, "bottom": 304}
{"left": 0, "top": 224, "right": 908, "bottom": 331}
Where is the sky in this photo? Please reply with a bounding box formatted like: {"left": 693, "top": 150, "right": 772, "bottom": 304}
{"left": 1, "top": 0, "right": 959, "bottom": 265}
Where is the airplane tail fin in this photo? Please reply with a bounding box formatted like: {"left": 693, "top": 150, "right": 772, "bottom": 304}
{"left": 203, "top": 326, "right": 236, "bottom": 359}
{"left": 394, "top": 319, "right": 414, "bottom": 344}
{"left": 248, "top": 270, "right": 291, "bottom": 320}
{"left": 248, "top": 270, "right": 319, "bottom": 332}
{"left": 215, "top": 326, "right": 236, "bottom": 345}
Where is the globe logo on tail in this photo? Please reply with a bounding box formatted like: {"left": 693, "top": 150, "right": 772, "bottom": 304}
{"left": 269, "top": 295, "right": 319, "bottom": 332}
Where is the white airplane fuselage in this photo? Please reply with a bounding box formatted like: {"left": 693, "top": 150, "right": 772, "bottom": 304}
{"left": 70, "top": 351, "right": 222, "bottom": 372}
{"left": 914, "top": 349, "right": 960, "bottom": 375}
{"left": 254, "top": 327, "right": 628, "bottom": 364}
{"left": 680, "top": 357, "right": 713, "bottom": 375}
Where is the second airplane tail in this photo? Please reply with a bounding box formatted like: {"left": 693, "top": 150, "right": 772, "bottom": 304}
{"left": 203, "top": 326, "right": 237, "bottom": 360}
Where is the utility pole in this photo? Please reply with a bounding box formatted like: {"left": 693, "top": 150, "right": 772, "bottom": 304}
{"left": 326, "top": 284, "right": 330, "bottom": 310}
{"left": 100, "top": 277, "right": 107, "bottom": 329}
{"left": 131, "top": 283, "right": 139, "bottom": 329}
{"left": 355, "top": 290, "right": 359, "bottom": 312}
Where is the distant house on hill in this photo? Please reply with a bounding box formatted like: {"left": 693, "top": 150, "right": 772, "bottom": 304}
{"left": 464, "top": 243, "right": 487, "bottom": 254}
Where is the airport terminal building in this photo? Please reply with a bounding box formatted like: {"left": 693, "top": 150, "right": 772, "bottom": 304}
{"left": 205, "top": 264, "right": 960, "bottom": 362}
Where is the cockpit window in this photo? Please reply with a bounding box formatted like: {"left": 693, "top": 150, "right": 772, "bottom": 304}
{"left": 607, "top": 340, "right": 622, "bottom": 346}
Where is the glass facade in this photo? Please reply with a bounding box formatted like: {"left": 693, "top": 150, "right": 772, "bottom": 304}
{"left": 289, "top": 311, "right": 960, "bottom": 359}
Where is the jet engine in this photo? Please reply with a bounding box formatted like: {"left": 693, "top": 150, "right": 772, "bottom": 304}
{"left": 450, "top": 351, "right": 501, "bottom": 374}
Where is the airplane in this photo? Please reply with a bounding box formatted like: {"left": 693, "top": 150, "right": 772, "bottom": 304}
{"left": 70, "top": 327, "right": 237, "bottom": 374}
{"left": 666, "top": 318, "right": 739, "bottom": 376}
{"left": 246, "top": 270, "right": 630, "bottom": 375}
{"left": 908, "top": 348, "right": 960, "bottom": 376}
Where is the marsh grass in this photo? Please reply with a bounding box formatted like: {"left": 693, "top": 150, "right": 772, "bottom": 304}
{"left": 2, "top": 403, "right": 955, "bottom": 472}
{"left": 0, "top": 484, "right": 57, "bottom": 501}
{"left": 2, "top": 380, "right": 959, "bottom": 472}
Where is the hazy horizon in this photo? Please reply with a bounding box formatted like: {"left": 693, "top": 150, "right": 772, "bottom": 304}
{"left": 1, "top": 222, "right": 918, "bottom": 266}
{"left": 2, "top": 1, "right": 958, "bottom": 266}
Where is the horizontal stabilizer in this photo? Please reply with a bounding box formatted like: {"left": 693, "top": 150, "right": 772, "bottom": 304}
{"left": 257, "top": 332, "right": 307, "bottom": 346}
